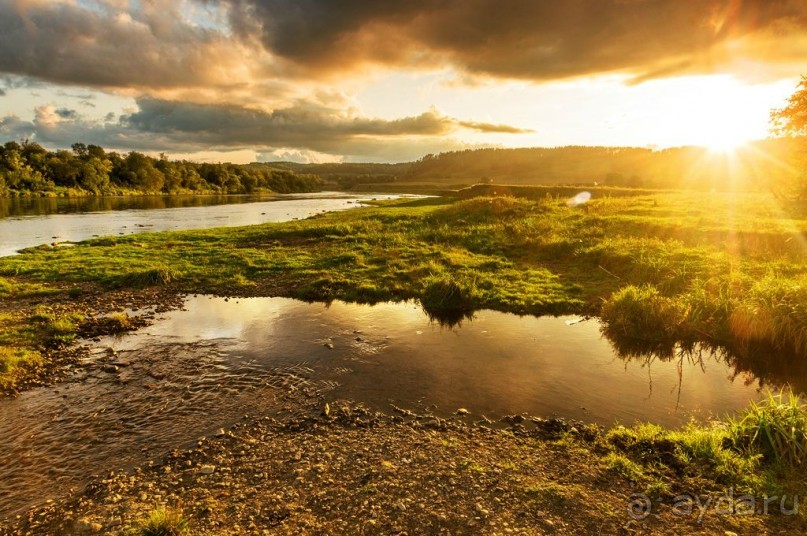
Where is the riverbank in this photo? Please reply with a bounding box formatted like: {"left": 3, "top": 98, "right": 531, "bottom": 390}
{"left": 4, "top": 399, "right": 805, "bottom": 535}
{"left": 2, "top": 188, "right": 806, "bottom": 392}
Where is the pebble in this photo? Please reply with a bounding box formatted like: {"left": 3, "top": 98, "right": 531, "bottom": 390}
{"left": 200, "top": 465, "right": 216, "bottom": 475}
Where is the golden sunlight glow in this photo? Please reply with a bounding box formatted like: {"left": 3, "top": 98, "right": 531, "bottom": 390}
{"left": 651, "top": 76, "right": 767, "bottom": 151}
{"left": 703, "top": 134, "right": 750, "bottom": 154}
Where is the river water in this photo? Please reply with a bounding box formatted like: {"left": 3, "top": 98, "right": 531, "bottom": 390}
{"left": 1, "top": 296, "right": 800, "bottom": 518}
{"left": 0, "top": 192, "right": 407, "bottom": 256}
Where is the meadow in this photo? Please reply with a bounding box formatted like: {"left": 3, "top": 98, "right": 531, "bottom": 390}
{"left": 2, "top": 186, "right": 806, "bottom": 366}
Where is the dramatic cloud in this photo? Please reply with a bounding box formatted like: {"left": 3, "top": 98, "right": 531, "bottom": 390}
{"left": 1, "top": 0, "right": 806, "bottom": 160}
{"left": 227, "top": 0, "right": 807, "bottom": 82}
{"left": 119, "top": 99, "right": 530, "bottom": 150}
{"left": 1, "top": 99, "right": 521, "bottom": 159}
{"left": 3, "top": 0, "right": 805, "bottom": 94}
{"left": 0, "top": 0, "right": 269, "bottom": 92}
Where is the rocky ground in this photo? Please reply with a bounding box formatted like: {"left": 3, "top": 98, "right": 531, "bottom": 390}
{"left": 2, "top": 400, "right": 802, "bottom": 535}
{"left": 0, "top": 284, "right": 185, "bottom": 396}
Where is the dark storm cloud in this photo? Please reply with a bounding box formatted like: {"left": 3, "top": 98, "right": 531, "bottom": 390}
{"left": 2, "top": 0, "right": 804, "bottom": 92}
{"left": 121, "top": 98, "right": 531, "bottom": 149}
{"left": 1, "top": 98, "right": 528, "bottom": 157}
{"left": 0, "top": 0, "right": 256, "bottom": 90}
{"left": 226, "top": 0, "right": 807, "bottom": 81}
{"left": 54, "top": 108, "right": 78, "bottom": 120}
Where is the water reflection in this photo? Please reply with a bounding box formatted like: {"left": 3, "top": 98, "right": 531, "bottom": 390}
{"left": 601, "top": 329, "right": 807, "bottom": 396}
{"left": 2, "top": 296, "right": 801, "bottom": 518}
{"left": 421, "top": 306, "right": 476, "bottom": 328}
{"left": 0, "top": 193, "right": 353, "bottom": 219}
{"left": 115, "top": 297, "right": 785, "bottom": 428}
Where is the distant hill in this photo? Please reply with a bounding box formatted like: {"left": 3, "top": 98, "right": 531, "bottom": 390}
{"left": 261, "top": 138, "right": 805, "bottom": 194}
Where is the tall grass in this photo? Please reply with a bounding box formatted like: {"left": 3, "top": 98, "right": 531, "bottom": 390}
{"left": 110, "top": 265, "right": 178, "bottom": 288}
{"left": 728, "top": 276, "right": 807, "bottom": 355}
{"left": 607, "top": 390, "right": 807, "bottom": 494}
{"left": 729, "top": 390, "right": 807, "bottom": 467}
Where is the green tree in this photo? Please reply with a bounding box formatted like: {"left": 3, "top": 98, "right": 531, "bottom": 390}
{"left": 770, "top": 76, "right": 807, "bottom": 200}
{"left": 78, "top": 157, "right": 112, "bottom": 193}
{"left": 123, "top": 152, "right": 165, "bottom": 192}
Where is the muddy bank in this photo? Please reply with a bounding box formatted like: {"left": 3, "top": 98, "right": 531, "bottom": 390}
{"left": 4, "top": 402, "right": 802, "bottom": 536}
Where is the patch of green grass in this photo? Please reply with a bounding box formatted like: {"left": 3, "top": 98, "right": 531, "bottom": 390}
{"left": 0, "top": 276, "right": 60, "bottom": 299}
{"left": 456, "top": 459, "right": 486, "bottom": 473}
{"left": 0, "top": 347, "right": 41, "bottom": 389}
{"left": 134, "top": 507, "right": 190, "bottom": 536}
{"left": 605, "top": 390, "right": 807, "bottom": 496}
{"left": 602, "top": 452, "right": 646, "bottom": 482}
{"left": 1, "top": 188, "right": 806, "bottom": 383}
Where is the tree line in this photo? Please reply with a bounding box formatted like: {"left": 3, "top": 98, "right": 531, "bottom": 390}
{"left": 0, "top": 141, "right": 324, "bottom": 196}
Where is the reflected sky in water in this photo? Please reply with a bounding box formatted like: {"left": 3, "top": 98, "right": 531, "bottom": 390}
{"left": 128, "top": 296, "right": 778, "bottom": 427}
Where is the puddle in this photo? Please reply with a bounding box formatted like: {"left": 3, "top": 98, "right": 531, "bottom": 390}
{"left": 1, "top": 295, "right": 800, "bottom": 518}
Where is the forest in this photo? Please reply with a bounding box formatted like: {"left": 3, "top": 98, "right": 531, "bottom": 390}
{"left": 0, "top": 141, "right": 324, "bottom": 196}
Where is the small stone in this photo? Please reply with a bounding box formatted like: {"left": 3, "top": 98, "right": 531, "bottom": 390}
{"left": 200, "top": 465, "right": 216, "bottom": 475}
{"left": 456, "top": 408, "right": 470, "bottom": 416}
{"left": 324, "top": 343, "right": 334, "bottom": 349}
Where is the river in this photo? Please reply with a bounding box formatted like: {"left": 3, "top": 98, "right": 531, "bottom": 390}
{"left": 0, "top": 192, "right": 411, "bottom": 256}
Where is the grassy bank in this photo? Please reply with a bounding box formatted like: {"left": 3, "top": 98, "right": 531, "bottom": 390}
{"left": 1, "top": 187, "right": 806, "bottom": 389}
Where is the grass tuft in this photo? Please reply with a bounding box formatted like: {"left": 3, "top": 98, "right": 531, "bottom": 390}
{"left": 110, "top": 265, "right": 178, "bottom": 288}
{"left": 600, "top": 284, "right": 685, "bottom": 341}
{"left": 420, "top": 274, "right": 477, "bottom": 320}
{"left": 135, "top": 507, "right": 190, "bottom": 536}
{"left": 728, "top": 389, "right": 807, "bottom": 467}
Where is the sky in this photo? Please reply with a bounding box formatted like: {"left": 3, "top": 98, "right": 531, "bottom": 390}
{"left": 0, "top": 0, "right": 805, "bottom": 163}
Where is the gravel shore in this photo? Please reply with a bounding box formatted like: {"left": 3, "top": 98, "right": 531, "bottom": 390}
{"left": 4, "top": 400, "right": 801, "bottom": 535}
